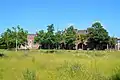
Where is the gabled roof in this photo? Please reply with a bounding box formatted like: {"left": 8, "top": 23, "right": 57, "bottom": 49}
{"left": 77, "top": 30, "right": 88, "bottom": 34}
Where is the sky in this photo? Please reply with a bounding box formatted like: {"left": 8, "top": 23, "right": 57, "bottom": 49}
{"left": 0, "top": 0, "right": 120, "bottom": 37}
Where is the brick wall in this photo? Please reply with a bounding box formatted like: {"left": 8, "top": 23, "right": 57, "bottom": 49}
{"left": 27, "top": 34, "right": 39, "bottom": 49}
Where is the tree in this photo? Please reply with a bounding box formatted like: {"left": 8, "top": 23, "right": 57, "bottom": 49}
{"left": 54, "top": 31, "right": 63, "bottom": 49}
{"left": 87, "top": 22, "right": 109, "bottom": 50}
{"left": 108, "top": 37, "right": 116, "bottom": 49}
{"left": 34, "top": 24, "right": 55, "bottom": 49}
{"left": 45, "top": 24, "right": 55, "bottom": 49}
{"left": 64, "top": 26, "right": 76, "bottom": 50}
{"left": 17, "top": 26, "right": 28, "bottom": 46}
{"left": 0, "top": 36, "right": 6, "bottom": 49}
{"left": 34, "top": 30, "right": 45, "bottom": 44}
{"left": 0, "top": 25, "right": 28, "bottom": 49}
{"left": 34, "top": 30, "right": 46, "bottom": 49}
{"left": 1, "top": 28, "right": 13, "bottom": 49}
{"left": 76, "top": 34, "right": 87, "bottom": 50}
{"left": 47, "top": 24, "right": 54, "bottom": 34}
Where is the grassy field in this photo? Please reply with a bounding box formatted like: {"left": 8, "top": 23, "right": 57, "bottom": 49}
{"left": 0, "top": 50, "right": 120, "bottom": 80}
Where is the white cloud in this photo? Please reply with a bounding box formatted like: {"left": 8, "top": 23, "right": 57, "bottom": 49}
{"left": 67, "top": 23, "right": 74, "bottom": 27}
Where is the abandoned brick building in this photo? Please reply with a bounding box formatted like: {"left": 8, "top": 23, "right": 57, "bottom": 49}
{"left": 25, "top": 30, "right": 120, "bottom": 50}
{"left": 27, "top": 34, "right": 39, "bottom": 49}
{"left": 25, "top": 30, "right": 88, "bottom": 50}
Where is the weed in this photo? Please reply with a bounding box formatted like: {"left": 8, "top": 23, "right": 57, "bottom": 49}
{"left": 32, "top": 57, "right": 35, "bottom": 63}
{"left": 22, "top": 69, "right": 36, "bottom": 80}
{"left": 110, "top": 66, "right": 120, "bottom": 80}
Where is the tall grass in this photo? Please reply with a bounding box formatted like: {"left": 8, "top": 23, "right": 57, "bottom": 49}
{"left": 0, "top": 68, "right": 3, "bottom": 80}
{"left": 22, "top": 69, "right": 36, "bottom": 80}
{"left": 54, "top": 61, "right": 108, "bottom": 80}
{"left": 0, "top": 50, "right": 120, "bottom": 80}
{"left": 110, "top": 66, "right": 120, "bottom": 80}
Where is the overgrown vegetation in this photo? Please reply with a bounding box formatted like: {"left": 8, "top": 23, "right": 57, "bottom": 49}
{"left": 22, "top": 69, "right": 36, "bottom": 80}
{"left": 56, "top": 61, "right": 107, "bottom": 80}
{"left": 0, "top": 25, "right": 28, "bottom": 49}
{"left": 0, "top": 50, "right": 120, "bottom": 80}
{"left": 110, "top": 66, "right": 120, "bottom": 80}
{"left": 0, "top": 22, "right": 117, "bottom": 50}
{"left": 34, "top": 22, "right": 116, "bottom": 50}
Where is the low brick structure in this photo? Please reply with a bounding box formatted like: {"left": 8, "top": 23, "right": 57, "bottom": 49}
{"left": 27, "top": 34, "right": 39, "bottom": 49}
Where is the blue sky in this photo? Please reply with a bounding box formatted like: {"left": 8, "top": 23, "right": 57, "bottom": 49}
{"left": 0, "top": 0, "right": 120, "bottom": 37}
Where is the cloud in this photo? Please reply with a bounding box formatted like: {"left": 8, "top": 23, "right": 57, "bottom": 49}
{"left": 67, "top": 23, "right": 74, "bottom": 27}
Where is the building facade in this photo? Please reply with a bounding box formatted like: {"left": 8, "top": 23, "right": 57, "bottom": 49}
{"left": 75, "top": 29, "right": 88, "bottom": 50}
{"left": 26, "top": 31, "right": 120, "bottom": 50}
{"left": 27, "top": 34, "right": 39, "bottom": 49}
{"left": 116, "top": 38, "right": 120, "bottom": 50}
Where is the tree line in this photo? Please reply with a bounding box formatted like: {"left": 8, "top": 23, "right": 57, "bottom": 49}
{"left": 0, "top": 22, "right": 117, "bottom": 50}
{"left": 0, "top": 25, "right": 28, "bottom": 49}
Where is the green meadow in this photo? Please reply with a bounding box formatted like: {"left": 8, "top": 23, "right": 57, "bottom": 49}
{"left": 0, "top": 50, "right": 120, "bottom": 80}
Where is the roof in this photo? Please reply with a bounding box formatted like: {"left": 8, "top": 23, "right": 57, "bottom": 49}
{"left": 77, "top": 30, "right": 88, "bottom": 34}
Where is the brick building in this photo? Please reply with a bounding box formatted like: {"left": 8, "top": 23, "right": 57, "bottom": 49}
{"left": 26, "top": 30, "right": 119, "bottom": 50}
{"left": 75, "top": 29, "right": 88, "bottom": 50}
{"left": 27, "top": 34, "right": 39, "bottom": 49}
{"left": 26, "top": 30, "right": 88, "bottom": 50}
